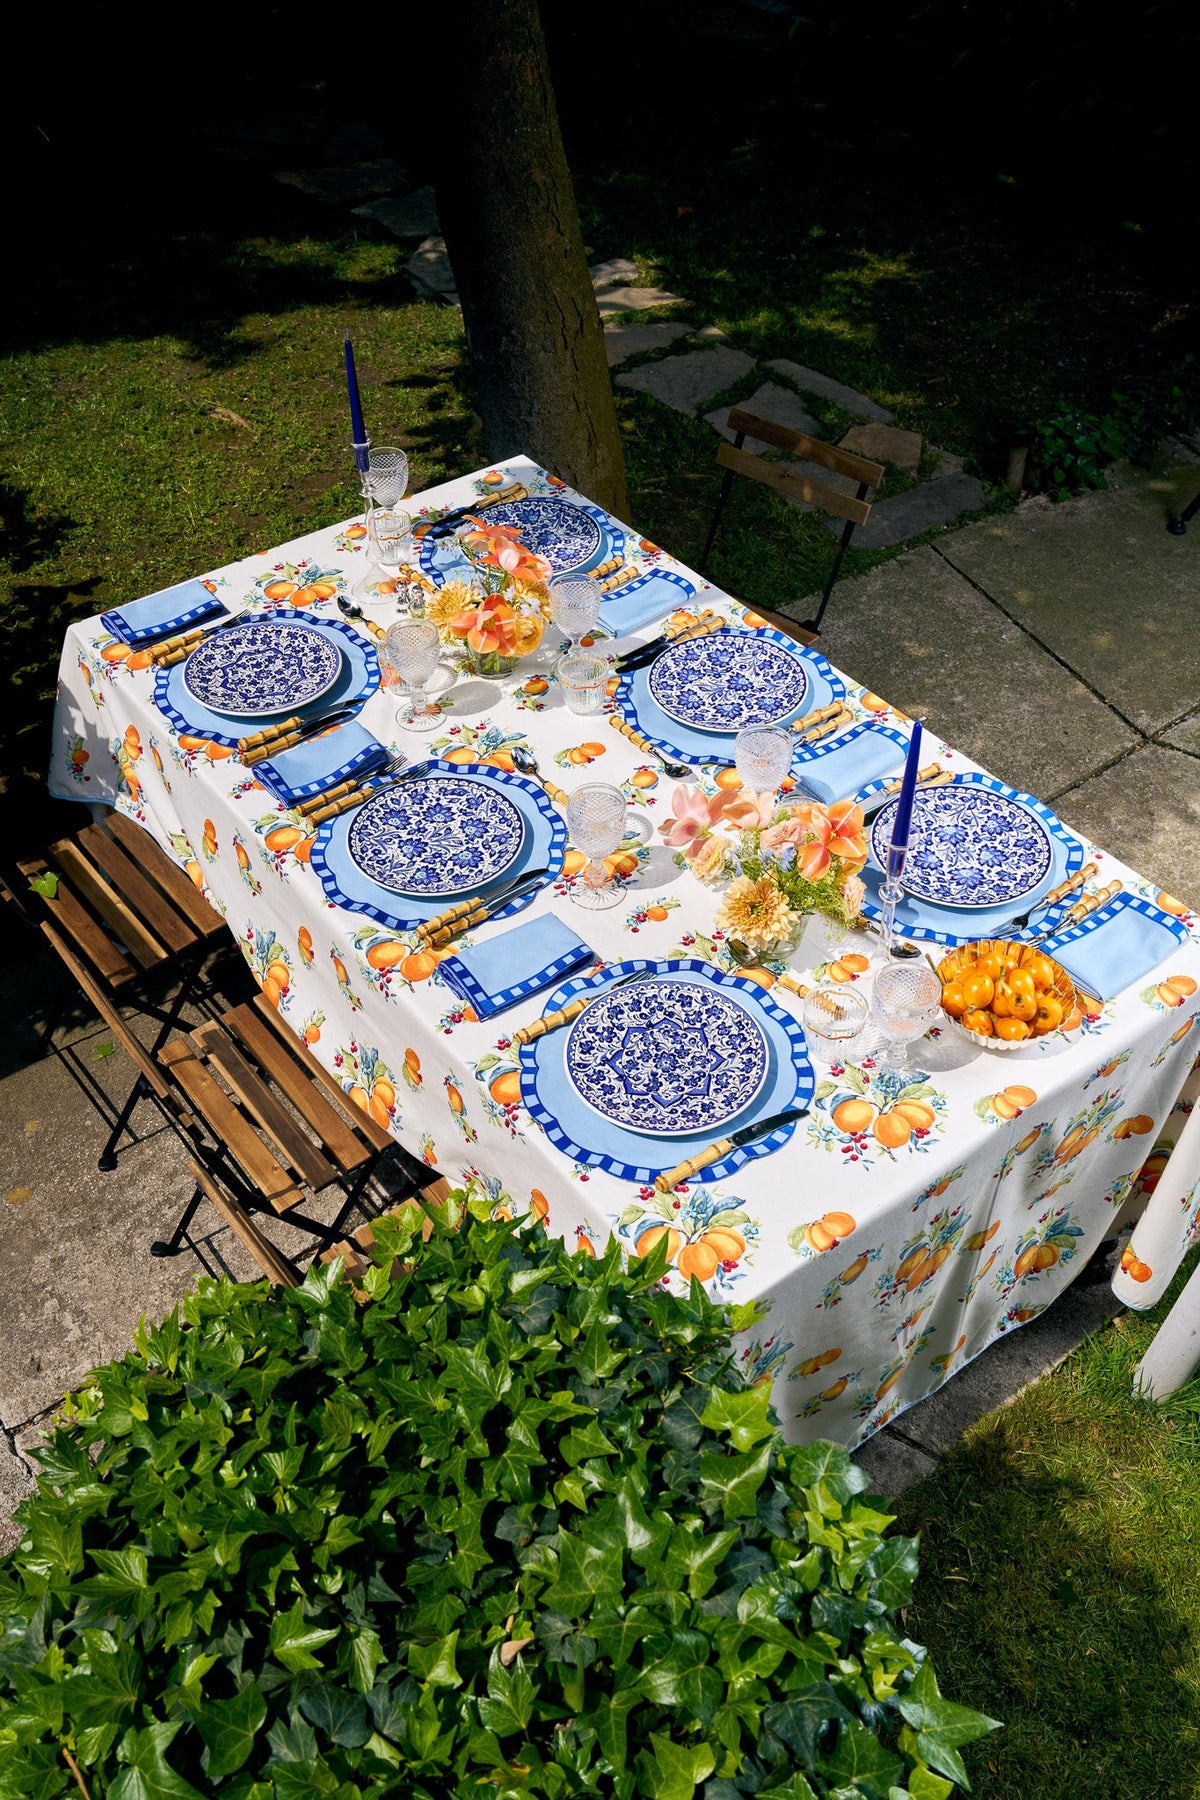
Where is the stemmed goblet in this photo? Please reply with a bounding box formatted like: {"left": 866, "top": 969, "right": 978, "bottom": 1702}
{"left": 386, "top": 619, "right": 443, "bottom": 733}
{"left": 735, "top": 725, "right": 793, "bottom": 799}
{"left": 361, "top": 447, "right": 409, "bottom": 517}
{"left": 565, "top": 783, "right": 629, "bottom": 910}
{"left": 549, "top": 574, "right": 601, "bottom": 656}
{"left": 871, "top": 963, "right": 942, "bottom": 1075}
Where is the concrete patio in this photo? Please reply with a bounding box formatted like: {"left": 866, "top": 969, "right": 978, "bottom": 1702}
{"left": 2, "top": 446, "right": 1198, "bottom": 1539}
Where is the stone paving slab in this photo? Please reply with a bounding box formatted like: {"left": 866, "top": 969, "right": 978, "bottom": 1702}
{"left": 0, "top": 1439, "right": 33, "bottom": 1558}
{"left": 604, "top": 321, "right": 692, "bottom": 368}
{"left": 403, "top": 236, "right": 458, "bottom": 304}
{"left": 938, "top": 459, "right": 1200, "bottom": 732}
{"left": 597, "top": 285, "right": 689, "bottom": 317}
{"left": 353, "top": 186, "right": 439, "bottom": 239}
{"left": 1053, "top": 745, "right": 1200, "bottom": 908}
{"left": 765, "top": 359, "right": 893, "bottom": 423}
{"left": 274, "top": 160, "right": 411, "bottom": 204}
{"left": 840, "top": 422, "right": 922, "bottom": 474}
{"left": 794, "top": 545, "right": 1139, "bottom": 798}
{"left": 851, "top": 1430, "right": 938, "bottom": 1498}
{"left": 826, "top": 471, "right": 986, "bottom": 548}
{"left": 704, "top": 381, "right": 821, "bottom": 445}
{"left": 589, "top": 257, "right": 640, "bottom": 290}
{"left": 617, "top": 347, "right": 755, "bottom": 415}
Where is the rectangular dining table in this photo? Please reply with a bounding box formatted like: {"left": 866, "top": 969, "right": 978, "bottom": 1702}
{"left": 47, "top": 455, "right": 1200, "bottom": 1448}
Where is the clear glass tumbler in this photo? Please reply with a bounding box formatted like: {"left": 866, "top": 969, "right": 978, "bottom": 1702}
{"left": 558, "top": 651, "right": 609, "bottom": 716}
{"left": 386, "top": 619, "right": 443, "bottom": 733}
{"left": 735, "top": 725, "right": 793, "bottom": 796}
{"left": 871, "top": 963, "right": 942, "bottom": 1073}
{"left": 566, "top": 782, "right": 628, "bottom": 910}
{"left": 802, "top": 984, "right": 870, "bottom": 1062}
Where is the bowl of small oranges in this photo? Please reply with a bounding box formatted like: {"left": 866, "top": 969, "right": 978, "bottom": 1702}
{"left": 937, "top": 939, "right": 1077, "bottom": 1050}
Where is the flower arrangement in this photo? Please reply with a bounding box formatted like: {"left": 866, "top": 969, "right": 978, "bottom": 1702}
{"left": 429, "top": 517, "right": 552, "bottom": 673}
{"left": 662, "top": 784, "right": 870, "bottom": 955}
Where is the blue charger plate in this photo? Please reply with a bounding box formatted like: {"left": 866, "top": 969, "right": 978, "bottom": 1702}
{"left": 613, "top": 627, "right": 845, "bottom": 769}
{"left": 859, "top": 773, "right": 1086, "bottom": 946}
{"left": 519, "top": 957, "right": 813, "bottom": 1184}
{"left": 153, "top": 608, "right": 378, "bottom": 748}
{"left": 310, "top": 758, "right": 567, "bottom": 931}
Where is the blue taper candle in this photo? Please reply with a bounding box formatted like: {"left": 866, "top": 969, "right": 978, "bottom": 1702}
{"left": 886, "top": 719, "right": 924, "bottom": 880}
{"left": 344, "top": 335, "right": 369, "bottom": 472}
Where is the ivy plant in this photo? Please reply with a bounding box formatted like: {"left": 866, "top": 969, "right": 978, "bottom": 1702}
{"left": 0, "top": 1192, "right": 999, "bottom": 1799}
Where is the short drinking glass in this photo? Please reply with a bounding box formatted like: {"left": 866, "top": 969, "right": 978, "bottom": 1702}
{"left": 871, "top": 963, "right": 942, "bottom": 1074}
{"left": 735, "top": 725, "right": 793, "bottom": 796}
{"left": 386, "top": 619, "right": 442, "bottom": 733}
{"left": 558, "top": 651, "right": 609, "bottom": 716}
{"left": 566, "top": 782, "right": 628, "bottom": 911}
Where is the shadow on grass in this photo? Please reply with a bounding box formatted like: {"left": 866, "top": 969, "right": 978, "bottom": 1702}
{"left": 894, "top": 1404, "right": 1200, "bottom": 1798}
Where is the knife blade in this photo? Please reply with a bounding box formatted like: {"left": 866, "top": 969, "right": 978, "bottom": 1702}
{"left": 730, "top": 1105, "right": 810, "bottom": 1147}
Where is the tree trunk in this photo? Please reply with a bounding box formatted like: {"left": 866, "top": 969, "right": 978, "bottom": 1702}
{"left": 434, "top": 0, "right": 629, "bottom": 520}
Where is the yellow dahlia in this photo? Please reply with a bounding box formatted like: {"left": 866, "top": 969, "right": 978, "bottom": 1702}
{"left": 425, "top": 579, "right": 476, "bottom": 633}
{"left": 716, "top": 874, "right": 796, "bottom": 953}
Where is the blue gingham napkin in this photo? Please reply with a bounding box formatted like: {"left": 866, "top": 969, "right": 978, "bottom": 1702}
{"left": 793, "top": 721, "right": 908, "bottom": 805}
{"left": 253, "top": 722, "right": 389, "bottom": 805}
{"left": 598, "top": 569, "right": 696, "bottom": 636}
{"left": 438, "top": 916, "right": 595, "bottom": 1020}
{"left": 1041, "top": 892, "right": 1189, "bottom": 1002}
{"left": 101, "top": 579, "right": 226, "bottom": 646}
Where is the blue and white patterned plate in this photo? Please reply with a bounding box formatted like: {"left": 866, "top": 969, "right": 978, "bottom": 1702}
{"left": 346, "top": 776, "right": 525, "bottom": 898}
{"left": 648, "top": 630, "right": 810, "bottom": 732}
{"left": 565, "top": 978, "right": 770, "bottom": 1137}
{"left": 182, "top": 620, "right": 343, "bottom": 718}
{"left": 419, "top": 495, "right": 622, "bottom": 585}
{"left": 519, "top": 959, "right": 814, "bottom": 1184}
{"left": 869, "top": 783, "right": 1055, "bottom": 909}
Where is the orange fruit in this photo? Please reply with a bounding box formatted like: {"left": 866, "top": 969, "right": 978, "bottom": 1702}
{"left": 995, "top": 1017, "right": 1030, "bottom": 1042}
{"left": 991, "top": 1093, "right": 1019, "bottom": 1118}
{"left": 346, "top": 1083, "right": 369, "bottom": 1112}
{"left": 714, "top": 768, "right": 743, "bottom": 791}
{"left": 841, "top": 1252, "right": 870, "bottom": 1284}
{"left": 443, "top": 746, "right": 477, "bottom": 765}
{"left": 1129, "top": 1114, "right": 1154, "bottom": 1135}
{"left": 575, "top": 1233, "right": 596, "bottom": 1258}
{"left": 996, "top": 977, "right": 1037, "bottom": 1022}
{"left": 1156, "top": 983, "right": 1184, "bottom": 1008}
{"left": 530, "top": 1189, "right": 549, "bottom": 1222}
{"left": 264, "top": 825, "right": 304, "bottom": 854}
{"left": 960, "top": 972, "right": 995, "bottom": 1010}
{"left": 859, "top": 692, "right": 888, "bottom": 712}
{"left": 205, "top": 742, "right": 234, "bottom": 761}
{"left": 101, "top": 642, "right": 132, "bottom": 663}
{"left": 524, "top": 677, "right": 549, "bottom": 696}
{"left": 893, "top": 1101, "right": 935, "bottom": 1132}
{"left": 940, "top": 980, "right": 967, "bottom": 1018}
{"left": 1014, "top": 1245, "right": 1041, "bottom": 1279}
{"left": 562, "top": 850, "right": 587, "bottom": 875}
{"left": 331, "top": 954, "right": 348, "bottom": 984}
{"left": 371, "top": 1078, "right": 396, "bottom": 1111}
{"left": 873, "top": 1110, "right": 912, "bottom": 1149}
{"left": 820, "top": 1376, "right": 850, "bottom": 1401}
{"left": 368, "top": 1094, "right": 391, "bottom": 1128}
{"left": 580, "top": 741, "right": 606, "bottom": 758}
{"left": 311, "top": 581, "right": 338, "bottom": 599}
{"left": 303, "top": 1022, "right": 321, "bottom": 1044}
{"left": 184, "top": 860, "right": 203, "bottom": 888}
{"left": 632, "top": 769, "right": 658, "bottom": 788}
{"left": 291, "top": 585, "right": 319, "bottom": 606}
{"left": 827, "top": 960, "right": 854, "bottom": 983}
{"left": 235, "top": 843, "right": 250, "bottom": 870}
{"left": 805, "top": 1222, "right": 837, "bottom": 1252}
{"left": 737, "top": 966, "right": 775, "bottom": 989}
{"left": 127, "top": 649, "right": 155, "bottom": 671}
{"left": 400, "top": 950, "right": 437, "bottom": 983}
{"left": 976, "top": 950, "right": 1005, "bottom": 983}
{"left": 1030, "top": 995, "right": 1064, "bottom": 1035}
{"left": 962, "top": 1009, "right": 994, "bottom": 1037}
{"left": 262, "top": 580, "right": 296, "bottom": 600}
{"left": 265, "top": 959, "right": 290, "bottom": 993}
{"left": 704, "top": 1227, "right": 746, "bottom": 1263}
{"left": 1024, "top": 951, "right": 1058, "bottom": 992}
{"left": 822, "top": 1211, "right": 856, "bottom": 1239}
{"left": 646, "top": 904, "right": 669, "bottom": 922}
{"left": 1004, "top": 1085, "right": 1037, "bottom": 1109}
{"left": 297, "top": 927, "right": 314, "bottom": 963}
{"left": 366, "top": 940, "right": 407, "bottom": 970}
{"left": 1157, "top": 892, "right": 1188, "bottom": 917}
{"left": 261, "top": 974, "right": 283, "bottom": 1008}
{"left": 482, "top": 751, "right": 515, "bottom": 771}
{"left": 1034, "top": 1243, "right": 1060, "bottom": 1271}
{"left": 832, "top": 1098, "right": 875, "bottom": 1134}
{"left": 637, "top": 1224, "right": 682, "bottom": 1261}
{"left": 603, "top": 851, "right": 639, "bottom": 879}
{"left": 896, "top": 1247, "right": 927, "bottom": 1283}
{"left": 677, "top": 1241, "right": 720, "bottom": 1282}
{"left": 446, "top": 1083, "right": 464, "bottom": 1114}
{"left": 1166, "top": 974, "right": 1198, "bottom": 997}
{"left": 1129, "top": 1259, "right": 1153, "bottom": 1283}
{"left": 489, "top": 1070, "right": 522, "bottom": 1108}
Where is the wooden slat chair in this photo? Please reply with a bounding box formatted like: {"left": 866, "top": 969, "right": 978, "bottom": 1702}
{"left": 186, "top": 1161, "right": 302, "bottom": 1287}
{"left": 701, "top": 407, "right": 886, "bottom": 636}
{"left": 9, "top": 809, "right": 232, "bottom": 1169}
{"left": 152, "top": 996, "right": 398, "bottom": 1263}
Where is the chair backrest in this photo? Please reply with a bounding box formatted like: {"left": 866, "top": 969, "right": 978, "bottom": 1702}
{"left": 187, "top": 1159, "right": 301, "bottom": 1287}
{"left": 719, "top": 408, "right": 885, "bottom": 524}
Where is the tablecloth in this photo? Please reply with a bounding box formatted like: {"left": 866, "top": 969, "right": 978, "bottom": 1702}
{"left": 48, "top": 456, "right": 1200, "bottom": 1448}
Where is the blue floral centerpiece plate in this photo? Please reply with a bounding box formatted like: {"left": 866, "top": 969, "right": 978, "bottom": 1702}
{"left": 182, "top": 620, "right": 343, "bottom": 718}
{"left": 419, "top": 494, "right": 622, "bottom": 586}
{"left": 647, "top": 630, "right": 810, "bottom": 733}
{"left": 869, "top": 783, "right": 1055, "bottom": 909}
{"left": 346, "top": 775, "right": 526, "bottom": 898}
{"left": 565, "top": 978, "right": 769, "bottom": 1137}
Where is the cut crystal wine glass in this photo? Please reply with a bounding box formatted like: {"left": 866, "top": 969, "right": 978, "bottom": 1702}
{"left": 735, "top": 725, "right": 793, "bottom": 796}
{"left": 565, "top": 782, "right": 628, "bottom": 910}
{"left": 871, "top": 963, "right": 942, "bottom": 1074}
{"left": 549, "top": 575, "right": 601, "bottom": 655}
{"left": 386, "top": 619, "right": 442, "bottom": 733}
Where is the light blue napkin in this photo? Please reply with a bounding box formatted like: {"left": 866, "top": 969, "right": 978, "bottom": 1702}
{"left": 1041, "top": 892, "right": 1189, "bottom": 1002}
{"left": 599, "top": 569, "right": 695, "bottom": 636}
{"left": 438, "top": 916, "right": 595, "bottom": 1019}
{"left": 254, "top": 722, "right": 389, "bottom": 805}
{"left": 793, "top": 721, "right": 908, "bottom": 805}
{"left": 101, "top": 579, "right": 226, "bottom": 646}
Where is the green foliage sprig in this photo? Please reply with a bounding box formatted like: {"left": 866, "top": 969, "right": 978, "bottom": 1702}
{"left": 1027, "top": 361, "right": 1200, "bottom": 500}
{"left": 0, "top": 1197, "right": 999, "bottom": 1799}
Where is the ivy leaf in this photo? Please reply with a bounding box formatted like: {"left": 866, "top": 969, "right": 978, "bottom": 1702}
{"left": 477, "top": 1647, "right": 536, "bottom": 1736}
{"left": 637, "top": 1630, "right": 723, "bottom": 1726}
{"left": 296, "top": 1681, "right": 371, "bottom": 1748}
{"left": 817, "top": 1716, "right": 904, "bottom": 1796}
{"left": 898, "top": 1662, "right": 1001, "bottom": 1788}
{"left": 701, "top": 1386, "right": 775, "bottom": 1452}
{"left": 762, "top": 1684, "right": 855, "bottom": 1769}
{"left": 699, "top": 1440, "right": 773, "bottom": 1519}
{"left": 560, "top": 1418, "right": 617, "bottom": 1465}
{"left": 110, "top": 1723, "right": 204, "bottom": 1800}
{"left": 346, "top": 1626, "right": 384, "bottom": 1695}
{"left": 195, "top": 1682, "right": 268, "bottom": 1778}
{"left": 640, "top": 1732, "right": 717, "bottom": 1800}
{"left": 789, "top": 1441, "right": 870, "bottom": 1505}
{"left": 542, "top": 1532, "right": 625, "bottom": 1616}
{"left": 27, "top": 873, "right": 58, "bottom": 899}
{"left": 408, "top": 1630, "right": 461, "bottom": 1688}
{"left": 268, "top": 1601, "right": 339, "bottom": 1672}
{"left": 861, "top": 1536, "right": 920, "bottom": 1610}
{"left": 908, "top": 1766, "right": 955, "bottom": 1800}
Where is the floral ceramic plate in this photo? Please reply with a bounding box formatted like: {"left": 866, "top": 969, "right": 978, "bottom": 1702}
{"left": 647, "top": 630, "right": 810, "bottom": 732}
{"left": 565, "top": 977, "right": 769, "bottom": 1137}
{"left": 346, "top": 776, "right": 526, "bottom": 898}
{"left": 869, "top": 785, "right": 1055, "bottom": 909}
{"left": 182, "top": 620, "right": 343, "bottom": 718}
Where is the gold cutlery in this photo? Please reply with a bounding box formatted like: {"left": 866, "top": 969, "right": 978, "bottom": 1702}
{"left": 608, "top": 714, "right": 690, "bottom": 779}
{"left": 1009, "top": 860, "right": 1099, "bottom": 933}
{"left": 1031, "top": 878, "right": 1123, "bottom": 944}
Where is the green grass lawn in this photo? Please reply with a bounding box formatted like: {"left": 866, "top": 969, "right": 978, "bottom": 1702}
{"left": 893, "top": 1253, "right": 1200, "bottom": 1798}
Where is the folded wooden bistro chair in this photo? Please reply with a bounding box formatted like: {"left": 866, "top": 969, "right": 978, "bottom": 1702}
{"left": 152, "top": 995, "right": 401, "bottom": 1266}
{"left": 700, "top": 406, "right": 885, "bottom": 637}
{"left": 8, "top": 809, "right": 231, "bottom": 1170}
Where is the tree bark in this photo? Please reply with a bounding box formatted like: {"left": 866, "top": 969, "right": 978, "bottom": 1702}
{"left": 434, "top": 0, "right": 629, "bottom": 519}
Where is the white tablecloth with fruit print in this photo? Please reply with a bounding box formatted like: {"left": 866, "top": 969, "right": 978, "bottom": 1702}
{"left": 48, "top": 456, "right": 1200, "bottom": 1448}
